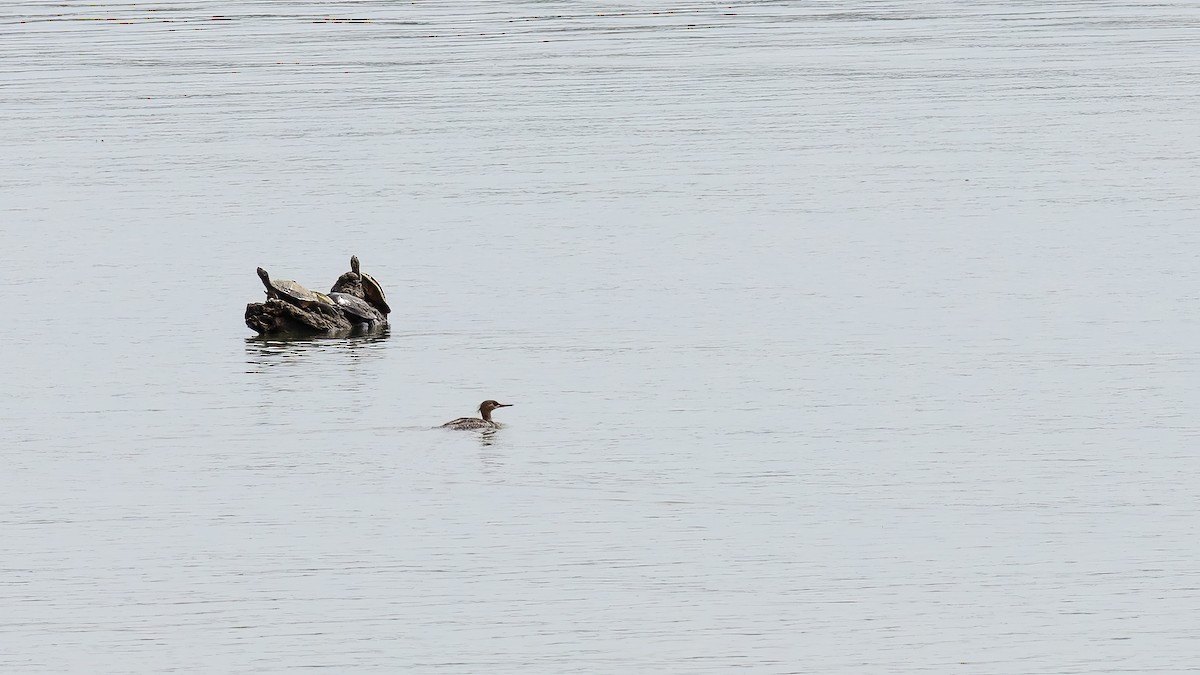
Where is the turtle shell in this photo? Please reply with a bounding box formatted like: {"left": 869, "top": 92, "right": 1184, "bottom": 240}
{"left": 359, "top": 271, "right": 390, "bottom": 315}
{"left": 350, "top": 255, "right": 391, "bottom": 315}
{"left": 258, "top": 267, "right": 328, "bottom": 307}
{"left": 329, "top": 292, "right": 384, "bottom": 323}
{"left": 329, "top": 270, "right": 365, "bottom": 298}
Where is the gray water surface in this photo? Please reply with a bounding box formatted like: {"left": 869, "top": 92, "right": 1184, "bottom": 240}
{"left": 3, "top": 1, "right": 1200, "bottom": 673}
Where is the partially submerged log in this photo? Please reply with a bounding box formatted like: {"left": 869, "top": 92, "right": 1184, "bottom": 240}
{"left": 245, "top": 298, "right": 352, "bottom": 334}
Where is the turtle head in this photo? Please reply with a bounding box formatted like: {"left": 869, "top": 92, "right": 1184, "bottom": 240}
{"left": 350, "top": 255, "right": 361, "bottom": 275}
{"left": 256, "top": 267, "right": 271, "bottom": 286}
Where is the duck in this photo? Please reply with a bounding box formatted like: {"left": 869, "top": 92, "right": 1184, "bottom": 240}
{"left": 441, "top": 400, "right": 512, "bottom": 430}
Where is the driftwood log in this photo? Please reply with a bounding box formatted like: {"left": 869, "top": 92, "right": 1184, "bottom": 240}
{"left": 245, "top": 298, "right": 353, "bottom": 334}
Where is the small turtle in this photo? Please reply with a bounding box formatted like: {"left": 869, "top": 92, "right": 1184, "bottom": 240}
{"left": 257, "top": 267, "right": 335, "bottom": 310}
{"left": 328, "top": 292, "right": 384, "bottom": 324}
{"left": 351, "top": 255, "right": 391, "bottom": 315}
{"left": 329, "top": 268, "right": 365, "bottom": 298}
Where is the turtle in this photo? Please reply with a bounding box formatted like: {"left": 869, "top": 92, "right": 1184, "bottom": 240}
{"left": 329, "top": 267, "right": 365, "bottom": 298}
{"left": 351, "top": 255, "right": 391, "bottom": 315}
{"left": 257, "top": 267, "right": 336, "bottom": 311}
{"left": 328, "top": 292, "right": 384, "bottom": 324}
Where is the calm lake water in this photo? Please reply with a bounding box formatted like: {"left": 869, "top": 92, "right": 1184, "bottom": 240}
{"left": 3, "top": 1, "right": 1200, "bottom": 672}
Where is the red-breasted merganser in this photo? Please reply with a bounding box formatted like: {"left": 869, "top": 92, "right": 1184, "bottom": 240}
{"left": 441, "top": 400, "right": 512, "bottom": 430}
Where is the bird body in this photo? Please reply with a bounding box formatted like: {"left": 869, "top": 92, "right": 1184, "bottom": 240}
{"left": 441, "top": 400, "right": 512, "bottom": 430}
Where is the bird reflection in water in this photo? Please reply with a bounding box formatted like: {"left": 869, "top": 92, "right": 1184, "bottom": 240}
{"left": 477, "top": 429, "right": 506, "bottom": 474}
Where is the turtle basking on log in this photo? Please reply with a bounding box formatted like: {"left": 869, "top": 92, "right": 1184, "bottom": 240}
{"left": 352, "top": 255, "right": 390, "bottom": 315}
{"left": 245, "top": 261, "right": 389, "bottom": 335}
{"left": 329, "top": 255, "right": 391, "bottom": 315}
{"left": 328, "top": 292, "right": 385, "bottom": 325}
{"left": 257, "top": 267, "right": 336, "bottom": 310}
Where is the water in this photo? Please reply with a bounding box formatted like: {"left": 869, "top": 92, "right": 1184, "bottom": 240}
{"left": 3, "top": 1, "right": 1200, "bottom": 672}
